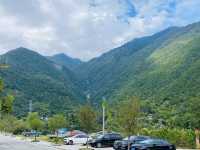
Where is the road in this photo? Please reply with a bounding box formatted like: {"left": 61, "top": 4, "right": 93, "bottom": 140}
{"left": 0, "top": 134, "right": 194, "bottom": 150}
{"left": 0, "top": 134, "right": 112, "bottom": 150}
{"left": 0, "top": 134, "right": 58, "bottom": 150}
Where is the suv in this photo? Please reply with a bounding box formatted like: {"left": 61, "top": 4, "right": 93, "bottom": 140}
{"left": 131, "top": 139, "right": 176, "bottom": 150}
{"left": 89, "top": 133, "right": 122, "bottom": 148}
{"left": 113, "top": 136, "right": 150, "bottom": 150}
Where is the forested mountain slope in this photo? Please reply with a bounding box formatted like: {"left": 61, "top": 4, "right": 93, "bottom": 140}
{"left": 48, "top": 53, "right": 83, "bottom": 71}
{"left": 0, "top": 47, "right": 84, "bottom": 116}
{"left": 76, "top": 22, "right": 200, "bottom": 105}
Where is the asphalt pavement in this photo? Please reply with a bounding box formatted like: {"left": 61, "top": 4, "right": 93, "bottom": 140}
{"left": 0, "top": 134, "right": 57, "bottom": 150}
{"left": 0, "top": 134, "right": 112, "bottom": 150}
{"left": 0, "top": 134, "right": 195, "bottom": 150}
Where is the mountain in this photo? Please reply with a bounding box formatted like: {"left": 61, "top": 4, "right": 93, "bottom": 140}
{"left": 49, "top": 53, "right": 83, "bottom": 71}
{"left": 0, "top": 47, "right": 84, "bottom": 117}
{"left": 0, "top": 21, "right": 200, "bottom": 117}
{"left": 75, "top": 22, "right": 200, "bottom": 106}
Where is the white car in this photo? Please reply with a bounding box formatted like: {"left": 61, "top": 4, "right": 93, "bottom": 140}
{"left": 64, "top": 134, "right": 91, "bottom": 145}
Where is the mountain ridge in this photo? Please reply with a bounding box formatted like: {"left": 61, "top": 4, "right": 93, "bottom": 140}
{"left": 48, "top": 53, "right": 83, "bottom": 71}
{"left": 0, "top": 21, "right": 200, "bottom": 116}
{"left": 0, "top": 47, "right": 85, "bottom": 116}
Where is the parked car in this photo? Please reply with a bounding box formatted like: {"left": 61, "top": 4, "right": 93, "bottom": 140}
{"left": 65, "top": 130, "right": 87, "bottom": 137}
{"left": 64, "top": 134, "right": 91, "bottom": 145}
{"left": 131, "top": 139, "right": 176, "bottom": 150}
{"left": 90, "top": 131, "right": 107, "bottom": 139}
{"left": 57, "top": 128, "right": 68, "bottom": 137}
{"left": 22, "top": 131, "right": 41, "bottom": 137}
{"left": 89, "top": 133, "right": 122, "bottom": 148}
{"left": 114, "top": 136, "right": 150, "bottom": 150}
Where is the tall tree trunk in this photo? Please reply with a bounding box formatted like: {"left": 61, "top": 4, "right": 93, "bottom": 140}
{"left": 56, "top": 130, "right": 58, "bottom": 144}
{"left": 128, "top": 135, "right": 130, "bottom": 150}
{"left": 195, "top": 129, "right": 200, "bottom": 149}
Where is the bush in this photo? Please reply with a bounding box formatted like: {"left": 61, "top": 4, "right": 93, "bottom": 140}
{"left": 139, "top": 128, "right": 195, "bottom": 148}
{"left": 0, "top": 115, "right": 28, "bottom": 134}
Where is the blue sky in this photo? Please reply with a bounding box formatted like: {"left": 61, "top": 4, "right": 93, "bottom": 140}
{"left": 0, "top": 0, "right": 200, "bottom": 60}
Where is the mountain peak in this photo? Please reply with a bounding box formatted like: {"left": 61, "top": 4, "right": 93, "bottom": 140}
{"left": 49, "top": 53, "right": 83, "bottom": 71}
{"left": 5, "top": 47, "right": 39, "bottom": 56}
{"left": 53, "top": 53, "right": 82, "bottom": 62}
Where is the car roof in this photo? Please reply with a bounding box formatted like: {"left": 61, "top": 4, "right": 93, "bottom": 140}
{"left": 74, "top": 134, "right": 87, "bottom": 136}
{"left": 106, "top": 132, "right": 121, "bottom": 135}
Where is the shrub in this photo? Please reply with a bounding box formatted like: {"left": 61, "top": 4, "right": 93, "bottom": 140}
{"left": 139, "top": 128, "right": 195, "bottom": 148}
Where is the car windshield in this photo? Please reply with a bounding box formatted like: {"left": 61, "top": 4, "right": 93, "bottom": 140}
{"left": 96, "top": 134, "right": 104, "bottom": 139}
{"left": 138, "top": 139, "right": 169, "bottom": 145}
{"left": 123, "top": 136, "right": 148, "bottom": 141}
{"left": 123, "top": 136, "right": 135, "bottom": 140}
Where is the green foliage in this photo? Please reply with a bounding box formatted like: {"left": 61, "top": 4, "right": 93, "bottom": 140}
{"left": 0, "top": 114, "right": 28, "bottom": 134}
{"left": 0, "top": 114, "right": 18, "bottom": 133}
{"left": 174, "top": 97, "right": 200, "bottom": 129}
{"left": 33, "top": 102, "right": 49, "bottom": 118}
{"left": 48, "top": 114, "right": 67, "bottom": 132}
{"left": 12, "top": 119, "right": 29, "bottom": 135}
{"left": 0, "top": 79, "right": 3, "bottom": 93}
{"left": 0, "top": 47, "right": 84, "bottom": 117}
{"left": 0, "top": 95, "right": 14, "bottom": 115}
{"left": 117, "top": 97, "right": 140, "bottom": 136}
{"left": 74, "top": 22, "right": 200, "bottom": 132}
{"left": 140, "top": 128, "right": 196, "bottom": 148}
{"left": 26, "top": 112, "right": 44, "bottom": 131}
{"left": 78, "top": 104, "right": 98, "bottom": 133}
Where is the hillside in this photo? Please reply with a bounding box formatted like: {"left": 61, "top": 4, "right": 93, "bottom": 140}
{"left": 0, "top": 47, "right": 84, "bottom": 117}
{"left": 48, "top": 53, "right": 83, "bottom": 71}
{"left": 0, "top": 22, "right": 200, "bottom": 117}
{"left": 75, "top": 22, "right": 200, "bottom": 106}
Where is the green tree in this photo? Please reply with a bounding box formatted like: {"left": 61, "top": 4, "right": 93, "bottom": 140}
{"left": 33, "top": 102, "right": 49, "bottom": 118}
{"left": 117, "top": 97, "right": 140, "bottom": 150}
{"left": 0, "top": 79, "right": 3, "bottom": 93}
{"left": 78, "top": 104, "right": 97, "bottom": 133}
{"left": 0, "top": 114, "right": 28, "bottom": 135}
{"left": 48, "top": 114, "right": 67, "bottom": 143}
{"left": 117, "top": 97, "right": 140, "bottom": 136}
{"left": 0, "top": 80, "right": 15, "bottom": 118}
{"left": 105, "top": 106, "right": 119, "bottom": 132}
{"left": 1, "top": 95, "right": 14, "bottom": 115}
{"left": 48, "top": 114, "right": 67, "bottom": 133}
{"left": 27, "top": 112, "right": 44, "bottom": 141}
{"left": 0, "top": 114, "right": 18, "bottom": 133}
{"left": 13, "top": 119, "right": 29, "bottom": 135}
{"left": 184, "top": 97, "right": 200, "bottom": 149}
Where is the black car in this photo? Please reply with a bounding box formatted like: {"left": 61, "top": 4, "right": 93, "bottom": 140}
{"left": 114, "top": 136, "right": 150, "bottom": 150}
{"left": 89, "top": 133, "right": 122, "bottom": 148}
{"left": 131, "top": 139, "right": 176, "bottom": 150}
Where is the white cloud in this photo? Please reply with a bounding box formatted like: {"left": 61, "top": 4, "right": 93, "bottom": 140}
{"left": 0, "top": 0, "right": 199, "bottom": 60}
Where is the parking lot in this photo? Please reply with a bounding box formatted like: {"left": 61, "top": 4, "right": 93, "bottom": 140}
{"left": 56, "top": 144, "right": 113, "bottom": 150}
{"left": 0, "top": 134, "right": 195, "bottom": 150}
{"left": 0, "top": 134, "right": 112, "bottom": 150}
{"left": 55, "top": 144, "right": 193, "bottom": 150}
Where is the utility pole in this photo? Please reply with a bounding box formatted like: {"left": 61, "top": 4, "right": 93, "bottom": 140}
{"left": 29, "top": 100, "right": 32, "bottom": 113}
{"left": 102, "top": 97, "right": 106, "bottom": 135}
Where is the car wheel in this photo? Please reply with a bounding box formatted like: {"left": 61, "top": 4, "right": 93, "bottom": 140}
{"left": 69, "top": 140, "right": 73, "bottom": 145}
{"left": 97, "top": 143, "right": 102, "bottom": 148}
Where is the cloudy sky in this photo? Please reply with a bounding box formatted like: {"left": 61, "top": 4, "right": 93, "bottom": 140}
{"left": 0, "top": 0, "right": 200, "bottom": 61}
